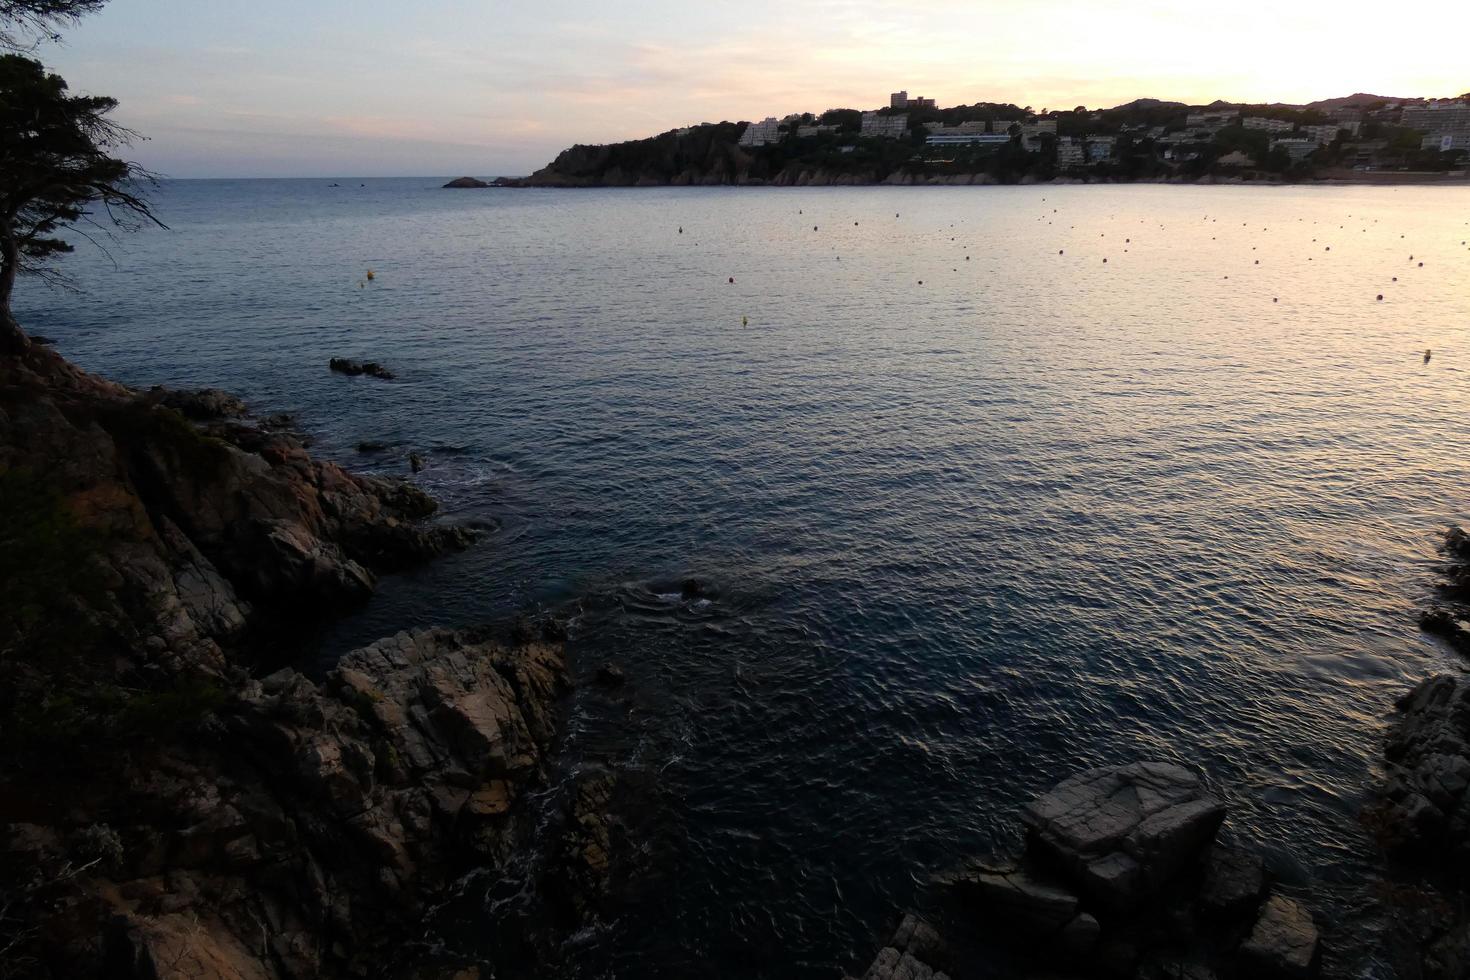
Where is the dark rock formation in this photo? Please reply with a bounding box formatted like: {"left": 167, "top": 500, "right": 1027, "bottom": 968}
{"left": 1020, "top": 761, "right": 1227, "bottom": 912}
{"left": 907, "top": 763, "right": 1321, "bottom": 978}
{"left": 329, "top": 357, "right": 395, "bottom": 380}
{"left": 11, "top": 629, "right": 568, "bottom": 979}
{"left": 442, "top": 176, "right": 490, "bottom": 188}
{"left": 1380, "top": 673, "right": 1470, "bottom": 859}
{"left": 0, "top": 345, "right": 537, "bottom": 979}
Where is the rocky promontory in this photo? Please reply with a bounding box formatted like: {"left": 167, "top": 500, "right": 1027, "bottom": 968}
{"left": 0, "top": 338, "right": 588, "bottom": 978}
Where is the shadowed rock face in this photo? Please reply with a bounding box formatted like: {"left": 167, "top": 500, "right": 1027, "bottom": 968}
{"left": 0, "top": 346, "right": 472, "bottom": 676}
{"left": 0, "top": 346, "right": 562, "bottom": 980}
{"left": 1381, "top": 674, "right": 1470, "bottom": 860}
{"left": 85, "top": 629, "right": 569, "bottom": 979}
{"left": 1020, "top": 762, "right": 1227, "bottom": 911}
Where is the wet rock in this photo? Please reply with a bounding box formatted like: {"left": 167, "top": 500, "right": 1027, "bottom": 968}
{"left": 1380, "top": 674, "right": 1470, "bottom": 861}
{"left": 1197, "top": 843, "right": 1265, "bottom": 919}
{"left": 443, "top": 176, "right": 490, "bottom": 188}
{"left": 409, "top": 451, "right": 425, "bottom": 473}
{"left": 1421, "top": 609, "right": 1470, "bottom": 654}
{"left": 940, "top": 861, "right": 1079, "bottom": 935}
{"left": 329, "top": 357, "right": 396, "bottom": 380}
{"left": 596, "top": 664, "right": 626, "bottom": 687}
{"left": 357, "top": 440, "right": 391, "bottom": 453}
{"left": 1021, "top": 762, "right": 1226, "bottom": 910}
{"left": 555, "top": 771, "right": 617, "bottom": 917}
{"left": 1239, "top": 894, "right": 1319, "bottom": 978}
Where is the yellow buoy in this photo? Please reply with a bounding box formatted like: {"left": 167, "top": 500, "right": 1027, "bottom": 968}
{"left": 365, "top": 270, "right": 376, "bottom": 281}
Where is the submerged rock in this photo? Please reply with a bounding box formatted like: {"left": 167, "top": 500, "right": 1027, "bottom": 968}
{"left": 329, "top": 357, "right": 396, "bottom": 380}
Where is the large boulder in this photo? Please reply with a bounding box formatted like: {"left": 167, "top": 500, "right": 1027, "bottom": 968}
{"left": 1021, "top": 762, "right": 1226, "bottom": 911}
{"left": 1239, "top": 895, "right": 1319, "bottom": 978}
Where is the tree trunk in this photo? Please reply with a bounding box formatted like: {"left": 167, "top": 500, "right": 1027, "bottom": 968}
{"left": 0, "top": 234, "right": 28, "bottom": 354}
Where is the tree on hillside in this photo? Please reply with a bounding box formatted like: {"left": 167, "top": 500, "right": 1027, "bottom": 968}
{"left": 0, "top": 0, "right": 104, "bottom": 51}
{"left": 0, "top": 54, "right": 162, "bottom": 347}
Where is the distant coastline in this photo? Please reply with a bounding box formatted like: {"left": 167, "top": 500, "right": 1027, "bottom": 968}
{"left": 465, "top": 170, "right": 1470, "bottom": 189}
{"left": 467, "top": 92, "right": 1470, "bottom": 190}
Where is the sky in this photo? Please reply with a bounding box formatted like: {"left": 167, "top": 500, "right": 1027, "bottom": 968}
{"left": 34, "top": 0, "right": 1470, "bottom": 178}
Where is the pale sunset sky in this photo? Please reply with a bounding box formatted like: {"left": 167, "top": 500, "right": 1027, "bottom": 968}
{"left": 38, "top": 0, "right": 1470, "bottom": 178}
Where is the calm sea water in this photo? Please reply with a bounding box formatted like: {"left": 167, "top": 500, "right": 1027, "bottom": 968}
{"left": 18, "top": 179, "right": 1470, "bottom": 978}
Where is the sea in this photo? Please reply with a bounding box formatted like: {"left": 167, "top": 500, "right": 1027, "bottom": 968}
{"left": 17, "top": 179, "right": 1470, "bottom": 978}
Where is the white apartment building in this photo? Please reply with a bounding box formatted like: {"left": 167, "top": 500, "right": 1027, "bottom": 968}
{"left": 738, "top": 117, "right": 782, "bottom": 147}
{"left": 925, "top": 133, "right": 1012, "bottom": 147}
{"left": 1271, "top": 138, "right": 1317, "bottom": 161}
{"left": 1186, "top": 111, "right": 1236, "bottom": 132}
{"left": 1402, "top": 101, "right": 1470, "bottom": 152}
{"left": 1302, "top": 124, "right": 1345, "bottom": 145}
{"left": 861, "top": 112, "right": 910, "bottom": 139}
{"left": 1244, "top": 117, "right": 1295, "bottom": 134}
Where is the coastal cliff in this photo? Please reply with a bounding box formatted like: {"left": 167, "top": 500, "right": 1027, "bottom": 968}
{"left": 0, "top": 338, "right": 588, "bottom": 979}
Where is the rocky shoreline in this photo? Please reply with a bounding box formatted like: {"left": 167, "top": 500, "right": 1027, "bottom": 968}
{"left": 0, "top": 338, "right": 609, "bottom": 978}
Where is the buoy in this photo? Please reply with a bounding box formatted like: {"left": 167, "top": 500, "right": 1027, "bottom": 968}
{"left": 365, "top": 270, "right": 375, "bottom": 281}
{"left": 1419, "top": 262, "right": 1424, "bottom": 267}
{"left": 918, "top": 280, "right": 923, "bottom": 285}
{"left": 742, "top": 316, "right": 748, "bottom": 326}
{"left": 1273, "top": 298, "right": 1278, "bottom": 302}
{"left": 1425, "top": 350, "right": 1433, "bottom": 364}
{"left": 814, "top": 226, "right": 818, "bottom": 231}
{"left": 728, "top": 277, "right": 734, "bottom": 284}
{"left": 1377, "top": 294, "right": 1383, "bottom": 301}
{"left": 1059, "top": 250, "right": 1064, "bottom": 255}
{"left": 678, "top": 227, "right": 683, "bottom": 234}
{"left": 1393, "top": 277, "right": 1398, "bottom": 281}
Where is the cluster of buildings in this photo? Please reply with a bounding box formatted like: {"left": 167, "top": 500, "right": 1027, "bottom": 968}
{"left": 1402, "top": 100, "right": 1470, "bottom": 152}
{"left": 732, "top": 90, "right": 1470, "bottom": 170}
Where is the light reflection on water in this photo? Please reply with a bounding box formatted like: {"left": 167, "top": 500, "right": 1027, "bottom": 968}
{"left": 19, "top": 179, "right": 1470, "bottom": 977}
